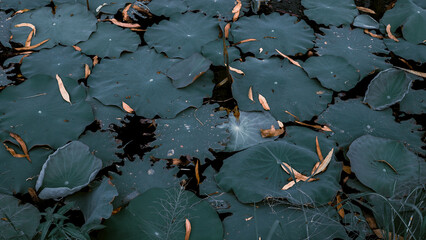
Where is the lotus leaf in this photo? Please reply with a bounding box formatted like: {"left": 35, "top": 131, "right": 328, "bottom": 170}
{"left": 216, "top": 141, "right": 341, "bottom": 205}
{"left": 78, "top": 130, "right": 123, "bottom": 167}
{"left": 0, "top": 146, "right": 52, "bottom": 195}
{"left": 99, "top": 187, "right": 223, "bottom": 240}
{"left": 301, "top": 0, "right": 358, "bottom": 26}
{"left": 201, "top": 39, "right": 240, "bottom": 66}
{"left": 316, "top": 26, "right": 391, "bottom": 79}
{"left": 54, "top": 0, "right": 131, "bottom": 14}
{"left": 11, "top": 4, "right": 97, "bottom": 49}
{"left": 0, "top": 12, "right": 12, "bottom": 48}
{"left": 88, "top": 46, "right": 214, "bottom": 118}
{"left": 0, "top": 66, "right": 12, "bottom": 87}
{"left": 66, "top": 177, "right": 118, "bottom": 227}
{"left": 384, "top": 38, "right": 426, "bottom": 63}
{"left": 219, "top": 111, "right": 280, "bottom": 152}
{"left": 231, "top": 57, "right": 332, "bottom": 122}
{"left": 110, "top": 158, "right": 181, "bottom": 207}
{"left": 0, "top": 75, "right": 94, "bottom": 148}
{"left": 347, "top": 135, "right": 425, "bottom": 197}
{"left": 77, "top": 22, "right": 140, "bottom": 58}
{"left": 0, "top": 194, "right": 40, "bottom": 239}
{"left": 186, "top": 0, "right": 245, "bottom": 21}
{"left": 230, "top": 13, "right": 314, "bottom": 58}
{"left": 149, "top": 104, "right": 229, "bottom": 161}
{"left": 399, "top": 89, "right": 426, "bottom": 115}
{"left": 364, "top": 68, "right": 415, "bottom": 110}
{"left": 86, "top": 97, "right": 127, "bottom": 130}
{"left": 316, "top": 99, "right": 425, "bottom": 154}
{"left": 147, "top": 0, "right": 188, "bottom": 17}
{"left": 303, "top": 55, "right": 360, "bottom": 91}
{"left": 35, "top": 141, "right": 102, "bottom": 199}
{"left": 0, "top": 0, "right": 50, "bottom": 10}
{"left": 283, "top": 126, "right": 337, "bottom": 152}
{"left": 167, "top": 53, "right": 212, "bottom": 88}
{"left": 353, "top": 14, "right": 379, "bottom": 30}
{"left": 144, "top": 12, "right": 219, "bottom": 58}
{"left": 21, "top": 46, "right": 92, "bottom": 80}
{"left": 199, "top": 166, "right": 221, "bottom": 195}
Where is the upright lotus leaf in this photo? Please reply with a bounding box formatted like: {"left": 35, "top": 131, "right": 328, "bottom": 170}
{"left": 186, "top": 0, "right": 246, "bottom": 21}
{"left": 66, "top": 178, "right": 118, "bottom": 227}
{"left": 303, "top": 55, "right": 360, "bottom": 91}
{"left": 216, "top": 141, "right": 341, "bottom": 205}
{"left": 301, "top": 0, "right": 358, "bottom": 26}
{"left": 384, "top": 38, "right": 426, "bottom": 63}
{"left": 149, "top": 104, "right": 229, "bottom": 162}
{"left": 11, "top": 4, "right": 97, "bottom": 49}
{"left": 201, "top": 39, "right": 240, "bottom": 66}
{"left": 0, "top": 146, "right": 52, "bottom": 195}
{"left": 0, "top": 194, "right": 40, "bottom": 240}
{"left": 316, "top": 99, "right": 425, "bottom": 154}
{"left": 148, "top": 0, "right": 188, "bottom": 17}
{"left": 77, "top": 22, "right": 140, "bottom": 58}
{"left": 144, "top": 12, "right": 219, "bottom": 58}
{"left": 283, "top": 126, "right": 336, "bottom": 153}
{"left": 99, "top": 187, "right": 224, "bottom": 240}
{"left": 353, "top": 15, "right": 379, "bottom": 30}
{"left": 219, "top": 111, "right": 280, "bottom": 152}
{"left": 110, "top": 158, "right": 181, "bottom": 207}
{"left": 0, "top": 75, "right": 94, "bottom": 148}
{"left": 316, "top": 26, "right": 391, "bottom": 79}
{"left": 35, "top": 141, "right": 102, "bottom": 199}
{"left": 0, "top": 0, "right": 50, "bottom": 10}
{"left": 399, "top": 89, "right": 426, "bottom": 115}
{"left": 88, "top": 46, "right": 215, "bottom": 118}
{"left": 364, "top": 68, "right": 415, "bottom": 110}
{"left": 78, "top": 130, "right": 123, "bottom": 167}
{"left": 347, "top": 135, "right": 425, "bottom": 197}
{"left": 0, "top": 12, "right": 12, "bottom": 48}
{"left": 54, "top": 0, "right": 131, "bottom": 15}
{"left": 166, "top": 53, "right": 212, "bottom": 89}
{"left": 21, "top": 46, "right": 92, "bottom": 80}
{"left": 231, "top": 57, "right": 332, "bottom": 122}
{"left": 231, "top": 13, "right": 314, "bottom": 58}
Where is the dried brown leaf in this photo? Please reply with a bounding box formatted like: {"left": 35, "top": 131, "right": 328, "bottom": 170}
{"left": 3, "top": 143, "right": 28, "bottom": 159}
{"left": 122, "top": 101, "right": 134, "bottom": 113}
{"left": 93, "top": 56, "right": 99, "bottom": 66}
{"left": 185, "top": 219, "right": 191, "bottom": 240}
{"left": 15, "top": 23, "right": 36, "bottom": 36}
{"left": 356, "top": 6, "right": 376, "bottom": 14}
{"left": 248, "top": 86, "right": 254, "bottom": 102}
{"left": 224, "top": 23, "right": 231, "bottom": 38}
{"left": 260, "top": 125, "right": 284, "bottom": 138}
{"left": 275, "top": 49, "right": 302, "bottom": 68}
{"left": 84, "top": 64, "right": 91, "bottom": 79}
{"left": 232, "top": 38, "right": 257, "bottom": 46}
{"left": 277, "top": 121, "right": 284, "bottom": 128}
{"left": 9, "top": 132, "right": 30, "bottom": 162}
{"left": 336, "top": 194, "right": 345, "bottom": 218}
{"left": 232, "top": 0, "right": 242, "bottom": 22}
{"left": 28, "top": 188, "right": 39, "bottom": 203}
{"left": 281, "top": 162, "right": 309, "bottom": 181}
{"left": 386, "top": 24, "right": 399, "bottom": 42}
{"left": 109, "top": 18, "right": 141, "bottom": 28}
{"left": 15, "top": 39, "right": 49, "bottom": 51}
{"left": 315, "top": 136, "right": 324, "bottom": 162}
{"left": 73, "top": 45, "right": 82, "bottom": 51}
{"left": 312, "top": 148, "right": 334, "bottom": 176}
{"left": 281, "top": 179, "right": 298, "bottom": 190}
{"left": 229, "top": 66, "right": 244, "bottom": 75}
{"left": 258, "top": 94, "right": 270, "bottom": 110}
{"left": 195, "top": 160, "right": 200, "bottom": 185}
{"left": 55, "top": 74, "right": 71, "bottom": 104}
{"left": 342, "top": 165, "right": 351, "bottom": 174}
{"left": 364, "top": 29, "right": 383, "bottom": 39}
{"left": 24, "top": 29, "right": 34, "bottom": 47}
{"left": 122, "top": 3, "right": 132, "bottom": 22}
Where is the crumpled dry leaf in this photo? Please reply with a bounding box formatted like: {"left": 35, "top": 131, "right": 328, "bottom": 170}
{"left": 122, "top": 101, "right": 134, "bottom": 113}
{"left": 185, "top": 219, "right": 191, "bottom": 240}
{"left": 280, "top": 162, "right": 310, "bottom": 182}
{"left": 3, "top": 132, "right": 31, "bottom": 162}
{"left": 260, "top": 125, "right": 284, "bottom": 138}
{"left": 258, "top": 94, "right": 270, "bottom": 110}
{"left": 15, "top": 23, "right": 36, "bottom": 36}
{"left": 386, "top": 24, "right": 399, "bottom": 42}
{"left": 275, "top": 49, "right": 302, "bottom": 68}
{"left": 55, "top": 74, "right": 71, "bottom": 104}
{"left": 285, "top": 111, "right": 332, "bottom": 131}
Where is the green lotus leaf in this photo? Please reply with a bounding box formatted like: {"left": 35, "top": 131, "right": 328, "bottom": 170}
{"left": 364, "top": 68, "right": 415, "bottom": 110}
{"left": 283, "top": 126, "right": 337, "bottom": 152}
{"left": 384, "top": 38, "right": 426, "bottom": 63}
{"left": 11, "top": 4, "right": 97, "bottom": 49}
{"left": 145, "top": 12, "right": 219, "bottom": 58}
{"left": 219, "top": 111, "right": 280, "bottom": 152}
{"left": 301, "top": 0, "right": 358, "bottom": 26}
{"left": 148, "top": 104, "right": 229, "bottom": 162}
{"left": 353, "top": 14, "right": 379, "bottom": 30}
{"left": 201, "top": 39, "right": 240, "bottom": 66}
{"left": 231, "top": 57, "right": 332, "bottom": 122}
{"left": 147, "top": 0, "right": 188, "bottom": 17}
{"left": 88, "top": 46, "right": 214, "bottom": 118}
{"left": 66, "top": 177, "right": 118, "bottom": 227}
{"left": 347, "top": 135, "right": 425, "bottom": 197}
{"left": 186, "top": 0, "right": 246, "bottom": 21}
{"left": 0, "top": 75, "right": 94, "bottom": 148}
{"left": 199, "top": 166, "right": 221, "bottom": 196}
{"left": 316, "top": 26, "right": 391, "bottom": 79}
{"left": 99, "top": 187, "right": 223, "bottom": 240}
{"left": 0, "top": 66, "right": 13, "bottom": 87}
{"left": 0, "top": 194, "right": 40, "bottom": 239}
{"left": 21, "top": 46, "right": 92, "bottom": 80}
{"left": 77, "top": 22, "right": 140, "bottom": 58}
{"left": 166, "top": 53, "right": 212, "bottom": 88}
{"left": 54, "top": 0, "right": 130, "bottom": 14}
{"left": 303, "top": 55, "right": 360, "bottom": 91}
{"left": 35, "top": 141, "right": 102, "bottom": 199}
{"left": 399, "top": 89, "right": 426, "bottom": 115}
{"left": 0, "top": 146, "right": 52, "bottom": 195}
{"left": 0, "top": 12, "right": 12, "bottom": 48}
{"left": 230, "top": 13, "right": 314, "bottom": 58}
{"left": 316, "top": 99, "right": 425, "bottom": 154}
{"left": 0, "top": 0, "right": 50, "bottom": 10}
{"left": 110, "top": 158, "right": 181, "bottom": 207}
{"left": 216, "top": 141, "right": 341, "bottom": 205}
{"left": 78, "top": 130, "right": 123, "bottom": 167}
{"left": 86, "top": 97, "right": 127, "bottom": 130}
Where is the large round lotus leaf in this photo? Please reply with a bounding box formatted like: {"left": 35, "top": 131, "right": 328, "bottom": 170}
{"left": 231, "top": 57, "right": 332, "bottom": 122}
{"left": 0, "top": 194, "right": 40, "bottom": 240}
{"left": 0, "top": 0, "right": 50, "bottom": 10}
{"left": 0, "top": 75, "right": 94, "bottom": 149}
{"left": 230, "top": 13, "right": 314, "bottom": 58}
{"left": 88, "top": 46, "right": 214, "bottom": 118}
{"left": 364, "top": 68, "right": 415, "bottom": 110}
{"left": 0, "top": 146, "right": 52, "bottom": 195}
{"left": 399, "top": 89, "right": 426, "bottom": 115}
{"left": 316, "top": 99, "right": 425, "bottom": 154}
{"left": 315, "top": 26, "right": 391, "bottom": 79}
{"left": 219, "top": 111, "right": 280, "bottom": 152}
{"left": 384, "top": 38, "right": 426, "bottom": 63}
{"left": 353, "top": 14, "right": 379, "bottom": 30}
{"left": 144, "top": 12, "right": 219, "bottom": 58}
{"left": 21, "top": 46, "right": 92, "bottom": 80}
{"left": 201, "top": 39, "right": 240, "bottom": 66}
{"left": 78, "top": 130, "right": 123, "bottom": 167}
{"left": 283, "top": 126, "right": 337, "bottom": 153}
{"left": 99, "top": 187, "right": 223, "bottom": 240}
{"left": 347, "top": 135, "right": 425, "bottom": 197}
{"left": 110, "top": 158, "right": 181, "bottom": 207}
{"left": 11, "top": 4, "right": 97, "bottom": 49}
{"left": 35, "top": 141, "right": 102, "bottom": 199}
{"left": 0, "top": 12, "right": 12, "bottom": 48}
{"left": 216, "top": 141, "right": 341, "bottom": 205}
{"left": 303, "top": 55, "right": 360, "bottom": 91}
{"left": 77, "top": 22, "right": 140, "bottom": 58}
{"left": 148, "top": 0, "right": 188, "bottom": 17}
{"left": 301, "top": 0, "right": 358, "bottom": 26}
{"left": 86, "top": 97, "right": 127, "bottom": 130}
{"left": 380, "top": 0, "right": 426, "bottom": 44}
{"left": 166, "top": 53, "right": 212, "bottom": 88}
{"left": 186, "top": 0, "right": 245, "bottom": 21}
{"left": 149, "top": 104, "right": 229, "bottom": 162}
{"left": 54, "top": 0, "right": 130, "bottom": 14}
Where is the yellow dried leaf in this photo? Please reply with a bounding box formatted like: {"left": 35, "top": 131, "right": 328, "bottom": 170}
{"left": 84, "top": 64, "right": 91, "bottom": 79}
{"left": 356, "top": 6, "right": 376, "bottom": 14}
{"left": 386, "top": 24, "right": 399, "bottom": 42}
{"left": 258, "top": 94, "right": 270, "bottom": 110}
{"left": 15, "top": 38, "right": 49, "bottom": 51}
{"left": 275, "top": 49, "right": 302, "bottom": 68}
{"left": 248, "top": 86, "right": 254, "bottom": 102}
{"left": 312, "top": 148, "right": 334, "bottom": 176}
{"left": 122, "top": 101, "right": 134, "bottom": 113}
{"left": 260, "top": 125, "right": 284, "bottom": 138}
{"left": 185, "top": 219, "right": 191, "bottom": 240}
{"left": 109, "top": 18, "right": 141, "bottom": 28}
{"left": 55, "top": 74, "right": 71, "bottom": 104}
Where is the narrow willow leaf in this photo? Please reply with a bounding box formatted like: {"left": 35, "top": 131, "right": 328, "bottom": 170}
{"left": 316, "top": 136, "right": 323, "bottom": 162}
{"left": 280, "top": 162, "right": 310, "bottom": 182}
{"left": 84, "top": 64, "right": 90, "bottom": 79}
{"left": 258, "top": 94, "right": 270, "bottom": 110}
{"left": 386, "top": 24, "right": 399, "bottom": 42}
{"left": 312, "top": 148, "right": 334, "bottom": 176}
{"left": 356, "top": 6, "right": 376, "bottom": 14}
{"left": 232, "top": 0, "right": 242, "bottom": 22}
{"left": 109, "top": 18, "right": 141, "bottom": 28}
{"left": 185, "top": 218, "right": 191, "bottom": 240}
{"left": 55, "top": 74, "right": 71, "bottom": 104}
{"left": 14, "top": 23, "right": 36, "bottom": 36}
{"left": 122, "top": 101, "right": 134, "bottom": 113}
{"left": 15, "top": 39, "right": 49, "bottom": 51}
{"left": 275, "top": 49, "right": 301, "bottom": 68}
{"left": 248, "top": 86, "right": 254, "bottom": 101}
{"left": 229, "top": 66, "right": 244, "bottom": 75}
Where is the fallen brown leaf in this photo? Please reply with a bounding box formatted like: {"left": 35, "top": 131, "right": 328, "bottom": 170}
{"left": 3, "top": 143, "right": 29, "bottom": 159}
{"left": 336, "top": 194, "right": 345, "bottom": 218}
{"left": 312, "top": 148, "right": 334, "bottom": 176}
{"left": 342, "top": 165, "right": 352, "bottom": 174}
{"left": 356, "top": 6, "right": 376, "bottom": 14}
{"left": 281, "top": 179, "right": 299, "bottom": 190}
{"left": 281, "top": 162, "right": 310, "bottom": 182}
{"left": 315, "top": 136, "right": 324, "bottom": 162}
{"left": 28, "top": 188, "right": 39, "bottom": 203}
{"left": 109, "top": 18, "right": 141, "bottom": 28}
{"left": 195, "top": 160, "right": 200, "bottom": 185}
{"left": 9, "top": 132, "right": 30, "bottom": 162}
{"left": 15, "top": 38, "right": 49, "bottom": 51}
{"left": 224, "top": 23, "right": 231, "bottom": 38}
{"left": 260, "top": 125, "right": 284, "bottom": 138}
{"left": 258, "top": 94, "right": 270, "bottom": 110}
{"left": 248, "top": 86, "right": 254, "bottom": 102}
{"left": 122, "top": 3, "right": 132, "bottom": 22}
{"left": 232, "top": 38, "right": 257, "bottom": 46}
{"left": 73, "top": 45, "right": 82, "bottom": 51}
{"left": 55, "top": 74, "right": 71, "bottom": 104}
{"left": 275, "top": 49, "right": 302, "bottom": 68}
{"left": 364, "top": 29, "right": 383, "bottom": 39}
{"left": 84, "top": 64, "right": 91, "bottom": 79}
{"left": 15, "top": 23, "right": 36, "bottom": 36}
{"left": 386, "top": 24, "right": 399, "bottom": 42}
{"left": 122, "top": 101, "right": 134, "bottom": 113}
{"left": 229, "top": 66, "right": 244, "bottom": 75}
{"left": 232, "top": 0, "right": 242, "bottom": 22}
{"left": 24, "top": 29, "right": 34, "bottom": 47}
{"left": 185, "top": 219, "right": 191, "bottom": 240}
{"left": 93, "top": 56, "right": 99, "bottom": 66}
